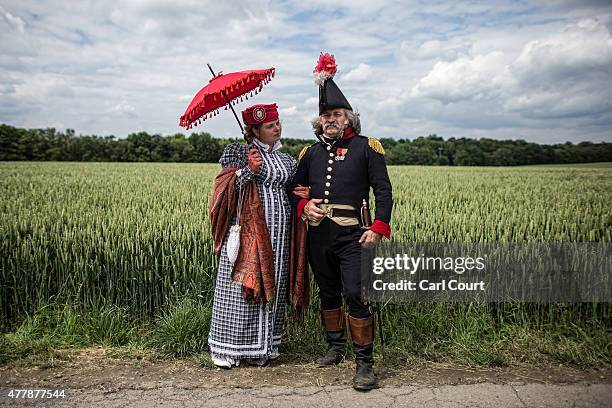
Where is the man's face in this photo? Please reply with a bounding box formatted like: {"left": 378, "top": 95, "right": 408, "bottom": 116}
{"left": 319, "top": 109, "right": 347, "bottom": 138}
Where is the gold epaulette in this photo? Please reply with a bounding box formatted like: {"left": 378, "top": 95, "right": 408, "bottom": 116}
{"left": 367, "top": 137, "right": 385, "bottom": 155}
{"left": 298, "top": 145, "right": 311, "bottom": 161}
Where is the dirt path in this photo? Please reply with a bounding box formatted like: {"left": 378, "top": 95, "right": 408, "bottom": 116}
{"left": 1, "top": 348, "right": 611, "bottom": 407}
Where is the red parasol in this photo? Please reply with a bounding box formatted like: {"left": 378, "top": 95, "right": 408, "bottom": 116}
{"left": 179, "top": 64, "right": 275, "bottom": 132}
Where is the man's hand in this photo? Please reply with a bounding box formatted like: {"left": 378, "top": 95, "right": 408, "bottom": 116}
{"left": 303, "top": 198, "right": 326, "bottom": 223}
{"left": 359, "top": 230, "right": 383, "bottom": 247}
{"left": 247, "top": 148, "right": 262, "bottom": 173}
{"left": 293, "top": 184, "right": 311, "bottom": 199}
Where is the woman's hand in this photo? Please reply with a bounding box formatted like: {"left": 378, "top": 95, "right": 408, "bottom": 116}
{"left": 293, "top": 185, "right": 311, "bottom": 199}
{"left": 247, "top": 148, "right": 262, "bottom": 173}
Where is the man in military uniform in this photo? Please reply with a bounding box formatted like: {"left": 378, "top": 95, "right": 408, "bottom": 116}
{"left": 290, "top": 53, "right": 392, "bottom": 391}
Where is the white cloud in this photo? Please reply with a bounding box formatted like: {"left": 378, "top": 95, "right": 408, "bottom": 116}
{"left": 512, "top": 18, "right": 612, "bottom": 83}
{"left": 1, "top": 1, "right": 611, "bottom": 143}
{"left": 508, "top": 18, "right": 612, "bottom": 119}
{"left": 410, "top": 18, "right": 612, "bottom": 122}
{"left": 111, "top": 103, "right": 136, "bottom": 117}
{"left": 304, "top": 97, "right": 318, "bottom": 107}
{"left": 0, "top": 5, "right": 25, "bottom": 33}
{"left": 411, "top": 52, "right": 511, "bottom": 102}
{"left": 399, "top": 39, "right": 468, "bottom": 61}
{"left": 504, "top": 88, "right": 611, "bottom": 119}
{"left": 279, "top": 105, "right": 298, "bottom": 116}
{"left": 14, "top": 75, "right": 74, "bottom": 99}
{"left": 341, "top": 63, "right": 373, "bottom": 82}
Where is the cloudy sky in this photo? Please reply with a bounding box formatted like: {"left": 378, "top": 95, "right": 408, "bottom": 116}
{"left": 1, "top": 1, "right": 612, "bottom": 144}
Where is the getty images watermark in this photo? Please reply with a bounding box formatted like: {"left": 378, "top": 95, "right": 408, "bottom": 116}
{"left": 361, "top": 243, "right": 612, "bottom": 303}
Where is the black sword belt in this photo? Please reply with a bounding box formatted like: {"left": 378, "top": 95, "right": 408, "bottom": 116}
{"left": 329, "top": 208, "right": 359, "bottom": 219}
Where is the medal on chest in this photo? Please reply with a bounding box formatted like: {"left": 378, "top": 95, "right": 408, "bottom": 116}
{"left": 335, "top": 147, "right": 348, "bottom": 161}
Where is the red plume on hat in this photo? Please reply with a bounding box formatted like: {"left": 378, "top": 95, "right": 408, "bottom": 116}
{"left": 313, "top": 52, "right": 337, "bottom": 86}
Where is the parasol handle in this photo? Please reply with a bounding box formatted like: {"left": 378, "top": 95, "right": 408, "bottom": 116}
{"left": 206, "top": 63, "right": 216, "bottom": 77}
{"left": 207, "top": 63, "right": 245, "bottom": 136}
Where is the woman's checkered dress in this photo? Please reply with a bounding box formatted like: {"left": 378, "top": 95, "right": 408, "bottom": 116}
{"left": 208, "top": 141, "right": 297, "bottom": 361}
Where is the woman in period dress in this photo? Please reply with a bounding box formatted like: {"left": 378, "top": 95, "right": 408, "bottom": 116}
{"left": 208, "top": 103, "right": 307, "bottom": 368}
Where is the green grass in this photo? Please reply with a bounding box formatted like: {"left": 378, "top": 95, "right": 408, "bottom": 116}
{"left": 0, "top": 300, "right": 213, "bottom": 365}
{"left": 1, "top": 161, "right": 611, "bottom": 368}
{"left": 152, "top": 298, "right": 212, "bottom": 358}
{"left": 2, "top": 300, "right": 608, "bottom": 368}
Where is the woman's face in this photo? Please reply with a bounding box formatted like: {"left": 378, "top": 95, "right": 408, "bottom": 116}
{"left": 254, "top": 119, "right": 282, "bottom": 145}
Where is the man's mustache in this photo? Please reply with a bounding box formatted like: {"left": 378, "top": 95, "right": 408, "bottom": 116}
{"left": 323, "top": 122, "right": 340, "bottom": 129}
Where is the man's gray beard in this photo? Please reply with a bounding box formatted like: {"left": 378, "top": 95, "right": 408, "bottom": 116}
{"left": 323, "top": 123, "right": 345, "bottom": 140}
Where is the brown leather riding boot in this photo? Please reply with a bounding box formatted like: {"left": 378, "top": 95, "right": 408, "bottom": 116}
{"left": 348, "top": 314, "right": 377, "bottom": 391}
{"left": 316, "top": 307, "right": 347, "bottom": 367}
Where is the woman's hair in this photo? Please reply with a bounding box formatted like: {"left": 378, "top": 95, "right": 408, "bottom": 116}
{"left": 243, "top": 124, "right": 260, "bottom": 143}
{"left": 310, "top": 109, "right": 361, "bottom": 136}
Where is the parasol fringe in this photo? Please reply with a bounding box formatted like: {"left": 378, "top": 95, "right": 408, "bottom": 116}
{"left": 180, "top": 67, "right": 277, "bottom": 130}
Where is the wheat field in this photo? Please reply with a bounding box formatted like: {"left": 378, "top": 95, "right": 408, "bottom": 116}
{"left": 1, "top": 161, "right": 611, "bottom": 365}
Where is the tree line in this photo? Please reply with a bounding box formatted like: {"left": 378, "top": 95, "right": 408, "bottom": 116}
{"left": 1, "top": 124, "right": 611, "bottom": 166}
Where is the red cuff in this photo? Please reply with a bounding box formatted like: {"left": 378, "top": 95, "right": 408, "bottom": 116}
{"left": 297, "top": 199, "right": 308, "bottom": 218}
{"left": 370, "top": 220, "right": 391, "bottom": 240}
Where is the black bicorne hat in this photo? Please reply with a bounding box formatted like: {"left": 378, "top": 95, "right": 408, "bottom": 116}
{"left": 313, "top": 52, "right": 352, "bottom": 115}
{"left": 319, "top": 78, "right": 352, "bottom": 115}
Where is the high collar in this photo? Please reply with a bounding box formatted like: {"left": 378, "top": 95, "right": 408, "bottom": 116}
{"left": 253, "top": 137, "right": 282, "bottom": 152}
{"left": 343, "top": 127, "right": 354, "bottom": 140}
